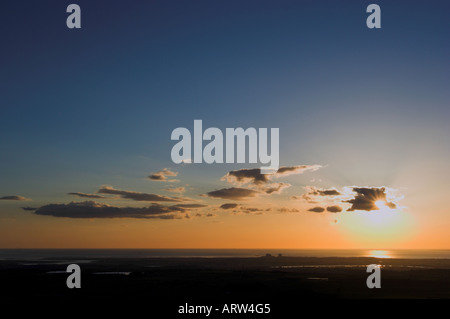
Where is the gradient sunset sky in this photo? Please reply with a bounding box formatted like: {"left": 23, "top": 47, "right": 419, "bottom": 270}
{"left": 0, "top": 0, "right": 449, "bottom": 249}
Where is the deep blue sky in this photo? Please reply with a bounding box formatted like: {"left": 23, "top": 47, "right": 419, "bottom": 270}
{"left": 1, "top": 0, "right": 449, "bottom": 201}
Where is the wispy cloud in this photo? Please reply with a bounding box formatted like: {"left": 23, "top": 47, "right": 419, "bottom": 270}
{"left": 218, "top": 203, "right": 271, "bottom": 215}
{"left": 21, "top": 207, "right": 37, "bottom": 211}
{"left": 0, "top": 195, "right": 30, "bottom": 201}
{"left": 148, "top": 168, "right": 178, "bottom": 182}
{"left": 263, "top": 182, "right": 290, "bottom": 194}
{"left": 98, "top": 186, "right": 183, "bottom": 202}
{"left": 68, "top": 192, "right": 106, "bottom": 199}
{"left": 164, "top": 187, "right": 185, "bottom": 193}
{"left": 295, "top": 186, "right": 341, "bottom": 203}
{"left": 277, "top": 207, "right": 300, "bottom": 213}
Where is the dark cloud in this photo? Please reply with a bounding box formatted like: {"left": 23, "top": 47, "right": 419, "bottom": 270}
{"left": 220, "top": 203, "right": 239, "bottom": 210}
{"left": 223, "top": 168, "right": 269, "bottom": 185}
{"left": 275, "top": 165, "right": 321, "bottom": 176}
{"left": 308, "top": 207, "right": 325, "bottom": 213}
{"left": 34, "top": 201, "right": 197, "bottom": 219}
{"left": 149, "top": 169, "right": 178, "bottom": 182}
{"left": 204, "top": 187, "right": 259, "bottom": 200}
{"left": 21, "top": 207, "right": 37, "bottom": 211}
{"left": 0, "top": 196, "right": 29, "bottom": 201}
{"left": 98, "top": 186, "right": 182, "bottom": 202}
{"left": 326, "top": 205, "right": 343, "bottom": 213}
{"left": 345, "top": 187, "right": 396, "bottom": 212}
{"left": 222, "top": 165, "right": 321, "bottom": 186}
{"left": 317, "top": 189, "right": 341, "bottom": 196}
{"left": 303, "top": 186, "right": 341, "bottom": 197}
{"left": 149, "top": 174, "right": 164, "bottom": 181}
{"left": 68, "top": 192, "right": 105, "bottom": 199}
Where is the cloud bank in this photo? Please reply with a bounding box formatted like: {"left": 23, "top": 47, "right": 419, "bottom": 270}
{"left": 34, "top": 201, "right": 201, "bottom": 219}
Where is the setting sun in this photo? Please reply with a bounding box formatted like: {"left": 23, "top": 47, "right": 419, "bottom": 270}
{"left": 375, "top": 200, "right": 386, "bottom": 210}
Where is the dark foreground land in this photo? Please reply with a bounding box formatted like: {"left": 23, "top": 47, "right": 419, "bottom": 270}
{"left": 1, "top": 256, "right": 449, "bottom": 315}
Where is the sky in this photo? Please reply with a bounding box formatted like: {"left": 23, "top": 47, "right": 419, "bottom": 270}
{"left": 0, "top": 0, "right": 449, "bottom": 249}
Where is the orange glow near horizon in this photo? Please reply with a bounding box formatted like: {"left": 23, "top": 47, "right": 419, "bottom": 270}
{"left": 336, "top": 207, "right": 415, "bottom": 247}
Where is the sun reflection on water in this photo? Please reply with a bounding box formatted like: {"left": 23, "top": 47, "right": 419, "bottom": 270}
{"left": 367, "top": 250, "right": 392, "bottom": 258}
